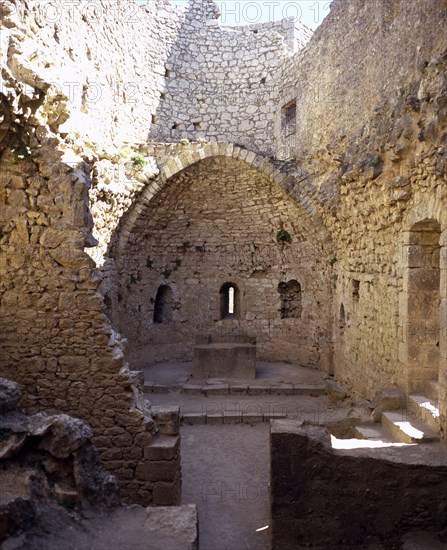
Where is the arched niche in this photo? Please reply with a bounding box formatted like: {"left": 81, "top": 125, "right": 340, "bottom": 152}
{"left": 153, "top": 285, "right": 174, "bottom": 324}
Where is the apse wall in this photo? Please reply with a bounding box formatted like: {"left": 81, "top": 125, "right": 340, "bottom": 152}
{"left": 115, "top": 156, "right": 332, "bottom": 368}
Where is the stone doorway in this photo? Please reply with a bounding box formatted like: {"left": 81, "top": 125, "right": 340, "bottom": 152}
{"left": 402, "top": 219, "right": 441, "bottom": 394}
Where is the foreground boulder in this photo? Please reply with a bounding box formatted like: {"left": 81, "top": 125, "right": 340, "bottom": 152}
{"left": 0, "top": 378, "right": 119, "bottom": 542}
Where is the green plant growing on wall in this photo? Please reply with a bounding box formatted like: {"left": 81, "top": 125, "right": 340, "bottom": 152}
{"left": 369, "top": 155, "right": 382, "bottom": 167}
{"left": 131, "top": 153, "right": 146, "bottom": 168}
{"left": 180, "top": 138, "right": 190, "bottom": 145}
{"left": 11, "top": 132, "right": 39, "bottom": 162}
{"left": 276, "top": 229, "right": 292, "bottom": 243}
{"left": 161, "top": 269, "right": 172, "bottom": 279}
{"left": 329, "top": 257, "right": 337, "bottom": 266}
{"left": 172, "top": 258, "right": 182, "bottom": 270}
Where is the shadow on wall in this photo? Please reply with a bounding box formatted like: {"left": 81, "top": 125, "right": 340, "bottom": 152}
{"left": 148, "top": 0, "right": 299, "bottom": 154}
{"left": 110, "top": 153, "right": 333, "bottom": 369}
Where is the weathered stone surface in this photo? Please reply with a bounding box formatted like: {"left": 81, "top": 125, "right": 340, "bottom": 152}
{"left": 270, "top": 421, "right": 447, "bottom": 549}
{"left": 0, "top": 433, "right": 26, "bottom": 460}
{"left": 153, "top": 478, "right": 182, "bottom": 507}
{"left": 0, "top": 392, "right": 121, "bottom": 542}
{"left": 0, "top": 468, "right": 39, "bottom": 542}
{"left": 325, "top": 379, "right": 348, "bottom": 403}
{"left": 144, "top": 435, "right": 180, "bottom": 462}
{"left": 192, "top": 341, "right": 256, "bottom": 381}
{"left": 135, "top": 460, "right": 179, "bottom": 483}
{"left": 119, "top": 156, "right": 330, "bottom": 369}
{"left": 0, "top": 0, "right": 446, "bottom": 520}
{"left": 152, "top": 405, "right": 180, "bottom": 436}
{"left": 37, "top": 415, "right": 93, "bottom": 458}
{"left": 2, "top": 503, "right": 198, "bottom": 550}
{"left": 0, "top": 0, "right": 183, "bottom": 507}
{"left": 0, "top": 378, "right": 21, "bottom": 415}
{"left": 370, "top": 388, "right": 406, "bottom": 422}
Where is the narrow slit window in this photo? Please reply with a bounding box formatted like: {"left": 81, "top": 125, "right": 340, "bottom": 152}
{"left": 281, "top": 100, "right": 297, "bottom": 149}
{"left": 228, "top": 286, "right": 235, "bottom": 315}
{"left": 339, "top": 303, "right": 346, "bottom": 330}
{"left": 220, "top": 283, "right": 238, "bottom": 319}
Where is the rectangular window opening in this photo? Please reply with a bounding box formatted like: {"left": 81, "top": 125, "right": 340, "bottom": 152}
{"left": 228, "top": 287, "right": 235, "bottom": 315}
{"left": 281, "top": 100, "right": 297, "bottom": 152}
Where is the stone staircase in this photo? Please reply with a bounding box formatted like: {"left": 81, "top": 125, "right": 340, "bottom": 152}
{"left": 354, "top": 381, "right": 441, "bottom": 445}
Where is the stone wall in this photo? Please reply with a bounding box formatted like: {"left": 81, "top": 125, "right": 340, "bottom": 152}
{"left": 275, "top": 0, "right": 447, "bottom": 158}
{"left": 1, "top": 0, "right": 446, "bottom": 488}
{"left": 308, "top": 39, "right": 447, "bottom": 435}
{"left": 270, "top": 421, "right": 447, "bottom": 549}
{"left": 0, "top": 133, "right": 183, "bottom": 505}
{"left": 1, "top": 0, "right": 184, "bottom": 149}
{"left": 0, "top": 377, "right": 119, "bottom": 541}
{"left": 266, "top": 0, "right": 447, "bottom": 435}
{"left": 148, "top": 0, "right": 311, "bottom": 155}
{"left": 0, "top": 0, "right": 184, "bottom": 505}
{"left": 112, "top": 150, "right": 332, "bottom": 368}
{"left": 226, "top": 17, "right": 312, "bottom": 53}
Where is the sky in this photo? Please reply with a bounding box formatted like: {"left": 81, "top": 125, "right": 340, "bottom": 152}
{"left": 136, "top": 1, "right": 333, "bottom": 31}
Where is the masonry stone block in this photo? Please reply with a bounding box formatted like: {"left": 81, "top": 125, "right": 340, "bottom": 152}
{"left": 135, "top": 460, "right": 179, "bottom": 483}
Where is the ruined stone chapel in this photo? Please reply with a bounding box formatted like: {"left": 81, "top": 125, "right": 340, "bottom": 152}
{"left": 1, "top": 0, "right": 447, "bottom": 548}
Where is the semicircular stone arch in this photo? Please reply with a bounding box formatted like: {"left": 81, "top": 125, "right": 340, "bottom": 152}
{"left": 115, "top": 143, "right": 332, "bottom": 258}
{"left": 112, "top": 144, "right": 334, "bottom": 370}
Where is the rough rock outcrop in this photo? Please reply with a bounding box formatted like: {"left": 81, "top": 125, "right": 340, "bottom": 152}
{"left": 0, "top": 378, "right": 119, "bottom": 542}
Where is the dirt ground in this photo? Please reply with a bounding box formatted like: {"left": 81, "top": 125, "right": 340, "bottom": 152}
{"left": 180, "top": 423, "right": 270, "bottom": 550}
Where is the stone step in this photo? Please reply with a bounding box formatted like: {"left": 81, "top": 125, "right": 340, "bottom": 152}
{"left": 425, "top": 379, "right": 439, "bottom": 402}
{"left": 181, "top": 411, "right": 287, "bottom": 426}
{"left": 353, "top": 424, "right": 395, "bottom": 442}
{"left": 381, "top": 411, "right": 440, "bottom": 444}
{"left": 144, "top": 382, "right": 171, "bottom": 394}
{"left": 146, "top": 381, "right": 325, "bottom": 396}
{"left": 144, "top": 434, "right": 180, "bottom": 461}
{"left": 407, "top": 394, "right": 440, "bottom": 432}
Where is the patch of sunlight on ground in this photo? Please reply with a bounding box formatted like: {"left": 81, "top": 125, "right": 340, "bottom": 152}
{"left": 330, "top": 435, "right": 413, "bottom": 450}
{"left": 420, "top": 401, "right": 440, "bottom": 418}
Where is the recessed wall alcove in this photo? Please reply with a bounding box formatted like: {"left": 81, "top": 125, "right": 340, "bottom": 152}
{"left": 114, "top": 153, "right": 332, "bottom": 368}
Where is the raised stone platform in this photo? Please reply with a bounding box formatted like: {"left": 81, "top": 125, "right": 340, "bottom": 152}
{"left": 3, "top": 504, "right": 199, "bottom": 550}
{"left": 191, "top": 334, "right": 256, "bottom": 380}
{"left": 145, "top": 380, "right": 325, "bottom": 397}
{"left": 142, "top": 360, "right": 326, "bottom": 399}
